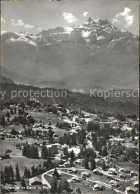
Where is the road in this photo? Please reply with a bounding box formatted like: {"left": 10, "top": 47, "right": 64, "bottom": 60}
{"left": 41, "top": 167, "right": 125, "bottom": 194}
{"left": 41, "top": 167, "right": 85, "bottom": 188}
{"left": 41, "top": 166, "right": 137, "bottom": 194}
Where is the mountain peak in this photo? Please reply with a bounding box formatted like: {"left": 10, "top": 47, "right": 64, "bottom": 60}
{"left": 87, "top": 17, "right": 93, "bottom": 23}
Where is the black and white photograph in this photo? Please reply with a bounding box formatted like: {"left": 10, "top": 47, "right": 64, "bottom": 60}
{"left": 0, "top": 0, "right": 139, "bottom": 193}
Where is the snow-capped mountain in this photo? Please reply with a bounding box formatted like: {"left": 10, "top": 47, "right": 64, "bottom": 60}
{"left": 1, "top": 18, "right": 139, "bottom": 90}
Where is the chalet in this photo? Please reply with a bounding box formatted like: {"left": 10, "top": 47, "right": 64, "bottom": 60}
{"left": 81, "top": 171, "right": 90, "bottom": 178}
{"left": 25, "top": 105, "right": 30, "bottom": 110}
{"left": 68, "top": 147, "right": 80, "bottom": 156}
{"left": 93, "top": 184, "right": 103, "bottom": 191}
{"left": 29, "top": 177, "right": 42, "bottom": 186}
{"left": 133, "top": 180, "right": 139, "bottom": 188}
{"left": 74, "top": 159, "right": 83, "bottom": 165}
{"left": 99, "top": 122, "right": 112, "bottom": 130}
{"left": 47, "top": 144, "right": 58, "bottom": 156}
{"left": 108, "top": 168, "right": 117, "bottom": 175}
{"left": 130, "top": 171, "right": 138, "bottom": 177}
{"left": 68, "top": 167, "right": 78, "bottom": 174}
{"left": 119, "top": 173, "right": 127, "bottom": 179}
{"left": 119, "top": 168, "right": 130, "bottom": 174}
{"left": 0, "top": 153, "right": 10, "bottom": 160}
{"left": 108, "top": 137, "right": 125, "bottom": 144}
{"left": 109, "top": 180, "right": 119, "bottom": 187}
{"left": 92, "top": 169, "right": 103, "bottom": 175}
{"left": 0, "top": 132, "right": 5, "bottom": 140}
{"left": 125, "top": 186, "right": 138, "bottom": 194}
{"left": 71, "top": 176, "right": 81, "bottom": 182}
{"left": 121, "top": 124, "right": 133, "bottom": 132}
{"left": 58, "top": 144, "right": 68, "bottom": 156}
{"left": 64, "top": 161, "right": 71, "bottom": 167}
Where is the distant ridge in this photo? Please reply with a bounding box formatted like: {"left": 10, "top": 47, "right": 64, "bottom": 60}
{"left": 0, "top": 82, "right": 139, "bottom": 116}
{"left": 0, "top": 75, "right": 14, "bottom": 84}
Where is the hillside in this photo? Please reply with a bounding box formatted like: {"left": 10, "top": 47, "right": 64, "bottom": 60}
{"left": 0, "top": 75, "right": 14, "bottom": 84}
{"left": 0, "top": 83, "right": 139, "bottom": 116}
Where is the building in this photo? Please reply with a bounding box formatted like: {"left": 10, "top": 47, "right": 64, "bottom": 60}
{"left": 47, "top": 144, "right": 58, "bottom": 156}
{"left": 99, "top": 122, "right": 112, "bottom": 130}
{"left": 119, "top": 173, "right": 127, "bottom": 179}
{"left": 133, "top": 180, "right": 139, "bottom": 188}
{"left": 119, "top": 168, "right": 130, "bottom": 174}
{"left": 130, "top": 171, "right": 138, "bottom": 177}
{"left": 93, "top": 184, "right": 103, "bottom": 191}
{"left": 125, "top": 186, "right": 138, "bottom": 194}
{"left": 58, "top": 144, "right": 68, "bottom": 156}
{"left": 0, "top": 153, "right": 10, "bottom": 160}
{"left": 108, "top": 137, "right": 125, "bottom": 144}
{"left": 108, "top": 168, "right": 117, "bottom": 175}
{"left": 81, "top": 171, "right": 90, "bottom": 178}
{"left": 29, "top": 177, "right": 42, "bottom": 186}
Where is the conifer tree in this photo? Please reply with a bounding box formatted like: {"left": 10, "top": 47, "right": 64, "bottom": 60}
{"left": 15, "top": 164, "right": 21, "bottom": 181}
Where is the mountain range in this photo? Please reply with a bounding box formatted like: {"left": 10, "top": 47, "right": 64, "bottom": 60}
{"left": 1, "top": 17, "right": 139, "bottom": 91}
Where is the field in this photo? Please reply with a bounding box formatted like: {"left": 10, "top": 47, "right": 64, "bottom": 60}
{"left": 27, "top": 110, "right": 68, "bottom": 137}
{"left": 0, "top": 139, "right": 45, "bottom": 177}
{"left": 27, "top": 110, "right": 61, "bottom": 125}
{"left": 0, "top": 110, "right": 69, "bottom": 180}
{"left": 115, "top": 161, "right": 139, "bottom": 172}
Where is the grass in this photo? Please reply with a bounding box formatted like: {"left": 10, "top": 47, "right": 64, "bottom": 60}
{"left": 27, "top": 110, "right": 68, "bottom": 137}
{"left": 0, "top": 110, "right": 68, "bottom": 176}
{"left": 0, "top": 139, "right": 45, "bottom": 176}
{"left": 115, "top": 161, "right": 139, "bottom": 172}
{"left": 27, "top": 110, "right": 61, "bottom": 125}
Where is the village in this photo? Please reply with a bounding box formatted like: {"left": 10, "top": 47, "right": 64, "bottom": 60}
{"left": 0, "top": 101, "right": 139, "bottom": 194}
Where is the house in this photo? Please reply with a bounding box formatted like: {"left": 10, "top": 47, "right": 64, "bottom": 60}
{"left": 108, "top": 138, "right": 125, "bottom": 144}
{"left": 64, "top": 161, "right": 71, "bottom": 167}
{"left": 121, "top": 125, "right": 133, "bottom": 132}
{"left": 74, "top": 159, "right": 83, "bottom": 165}
{"left": 119, "top": 173, "right": 127, "bottom": 179}
{"left": 58, "top": 144, "right": 68, "bottom": 156}
{"left": 68, "top": 147, "right": 80, "bottom": 156}
{"left": 25, "top": 105, "right": 30, "bottom": 110}
{"left": 81, "top": 171, "right": 90, "bottom": 178}
{"left": 29, "top": 177, "right": 42, "bottom": 186}
{"left": 17, "top": 134, "right": 23, "bottom": 140}
{"left": 71, "top": 176, "right": 81, "bottom": 182}
{"left": 99, "top": 122, "right": 112, "bottom": 130}
{"left": 47, "top": 144, "right": 58, "bottom": 156}
{"left": 133, "top": 180, "right": 139, "bottom": 188}
{"left": 125, "top": 186, "right": 138, "bottom": 194}
{"left": 130, "top": 171, "right": 138, "bottom": 177}
{"left": 108, "top": 168, "right": 117, "bottom": 175}
{"left": 93, "top": 184, "right": 103, "bottom": 191}
{"left": 68, "top": 167, "right": 78, "bottom": 174}
{"left": 92, "top": 169, "right": 103, "bottom": 175}
{"left": 0, "top": 153, "right": 10, "bottom": 160}
{"left": 67, "top": 178, "right": 75, "bottom": 183}
{"left": 109, "top": 180, "right": 119, "bottom": 187}
{"left": 0, "top": 132, "right": 5, "bottom": 140}
{"left": 119, "top": 168, "right": 130, "bottom": 174}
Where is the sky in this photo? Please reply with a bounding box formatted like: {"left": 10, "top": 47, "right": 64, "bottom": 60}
{"left": 1, "top": 0, "right": 139, "bottom": 35}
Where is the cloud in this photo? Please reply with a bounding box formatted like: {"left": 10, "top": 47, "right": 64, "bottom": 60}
{"left": 1, "top": 31, "right": 7, "bottom": 35}
{"left": 11, "top": 19, "right": 34, "bottom": 29}
{"left": 1, "top": 17, "right": 6, "bottom": 23}
{"left": 62, "top": 12, "right": 77, "bottom": 24}
{"left": 11, "top": 19, "right": 24, "bottom": 27}
{"left": 83, "top": 11, "right": 88, "bottom": 17}
{"left": 24, "top": 24, "right": 34, "bottom": 29}
{"left": 112, "top": 7, "right": 134, "bottom": 28}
